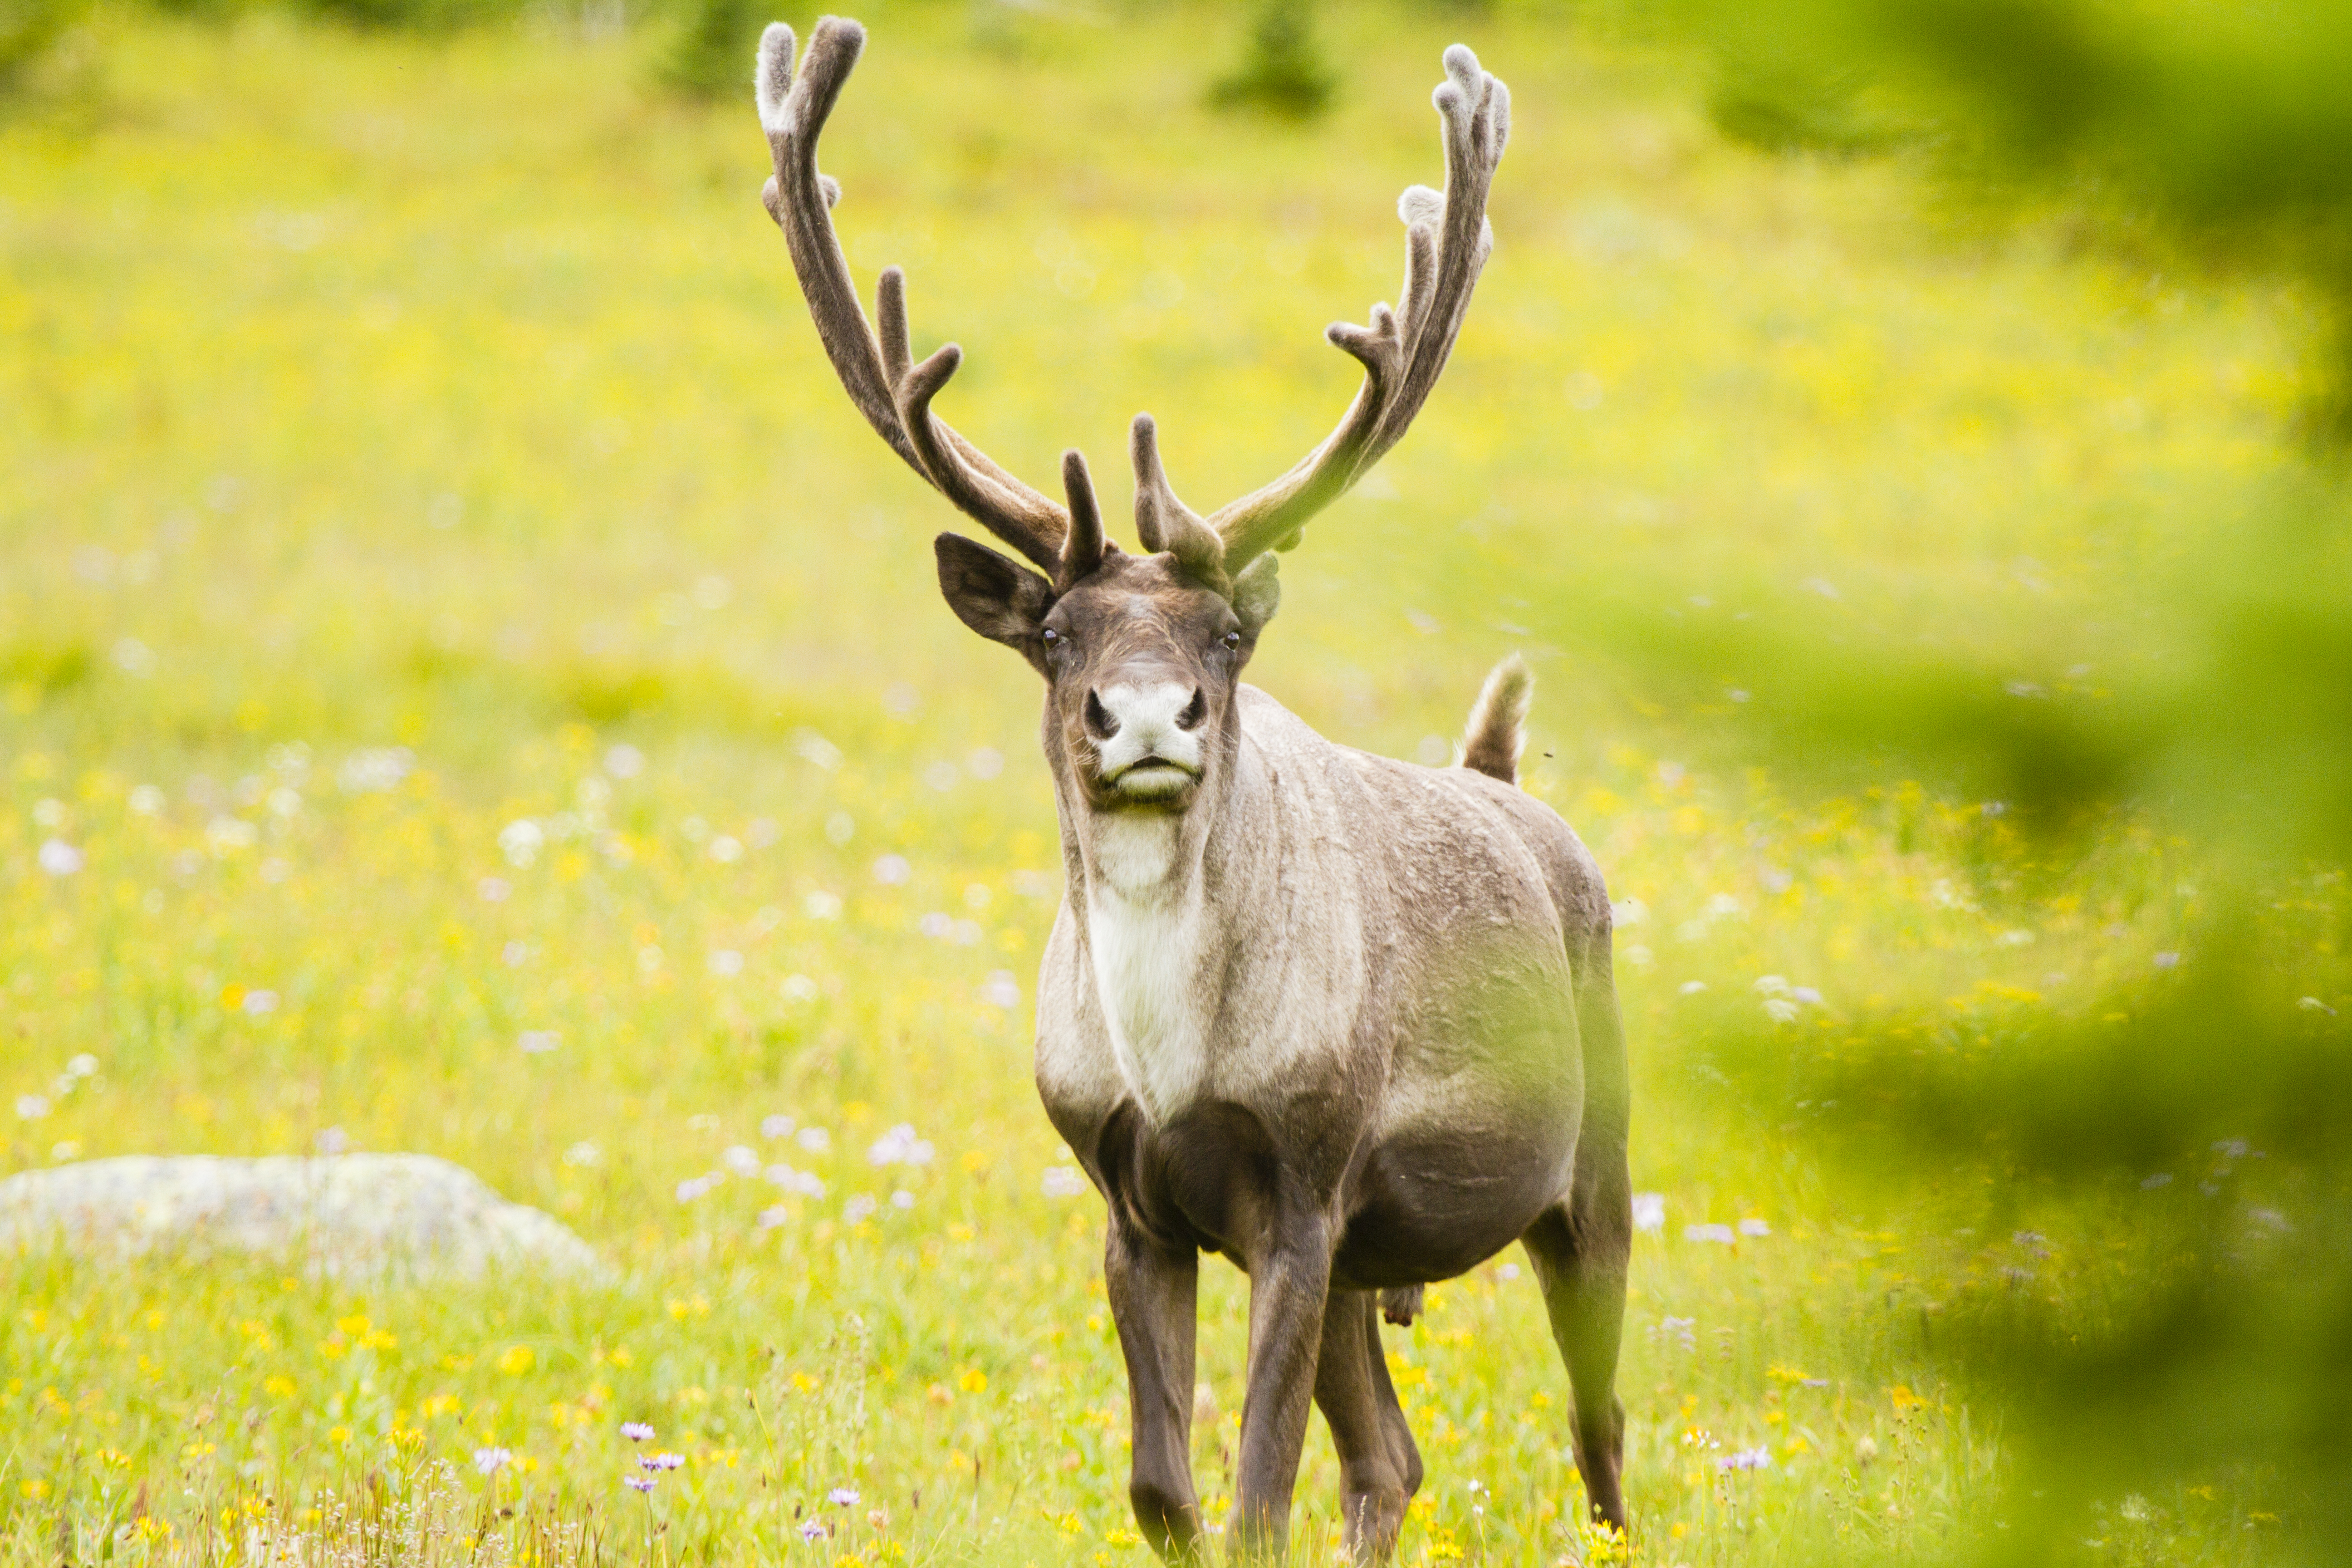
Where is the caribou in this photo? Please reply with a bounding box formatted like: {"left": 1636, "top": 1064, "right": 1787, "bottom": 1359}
{"left": 752, "top": 18, "right": 1631, "bottom": 1559}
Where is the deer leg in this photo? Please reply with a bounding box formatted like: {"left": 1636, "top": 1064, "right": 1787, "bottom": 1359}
{"left": 1522, "top": 1180, "right": 1631, "bottom": 1534}
{"left": 1105, "top": 1215, "right": 1204, "bottom": 1561}
{"left": 1312, "top": 1290, "right": 1407, "bottom": 1562}
{"left": 1232, "top": 1219, "right": 1333, "bottom": 1562}
{"left": 1364, "top": 1305, "right": 1423, "bottom": 1506}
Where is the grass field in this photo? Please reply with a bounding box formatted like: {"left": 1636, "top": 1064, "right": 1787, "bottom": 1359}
{"left": 0, "top": 3, "right": 2323, "bottom": 1563}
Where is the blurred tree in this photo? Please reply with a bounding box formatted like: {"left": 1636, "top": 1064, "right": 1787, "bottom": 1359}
{"left": 1598, "top": 3, "right": 2352, "bottom": 1563}
{"left": 300, "top": 0, "right": 524, "bottom": 31}
{"left": 0, "top": 0, "right": 89, "bottom": 96}
{"left": 661, "top": 0, "right": 763, "bottom": 101}
{"left": 1209, "top": 0, "right": 1336, "bottom": 121}
{"left": 1703, "top": 39, "right": 1907, "bottom": 156}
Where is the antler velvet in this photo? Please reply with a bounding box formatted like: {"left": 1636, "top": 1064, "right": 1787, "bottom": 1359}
{"left": 756, "top": 18, "right": 1506, "bottom": 591}
{"left": 1200, "top": 43, "right": 1511, "bottom": 575}
{"left": 757, "top": 18, "right": 1076, "bottom": 574}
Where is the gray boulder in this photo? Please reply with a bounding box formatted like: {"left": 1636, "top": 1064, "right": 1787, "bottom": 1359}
{"left": 0, "top": 1153, "right": 603, "bottom": 1279}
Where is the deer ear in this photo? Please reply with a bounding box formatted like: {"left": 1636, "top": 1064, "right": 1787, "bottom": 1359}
{"left": 936, "top": 533, "right": 1055, "bottom": 656}
{"left": 1232, "top": 553, "right": 1280, "bottom": 638}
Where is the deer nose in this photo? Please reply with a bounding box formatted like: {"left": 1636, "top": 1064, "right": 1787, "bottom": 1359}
{"left": 1089, "top": 680, "right": 1209, "bottom": 782}
{"left": 1083, "top": 689, "right": 1119, "bottom": 740}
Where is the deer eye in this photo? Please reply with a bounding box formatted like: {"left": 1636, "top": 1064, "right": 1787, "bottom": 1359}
{"left": 1041, "top": 627, "right": 1063, "bottom": 648}
{"left": 1220, "top": 630, "right": 1241, "bottom": 652}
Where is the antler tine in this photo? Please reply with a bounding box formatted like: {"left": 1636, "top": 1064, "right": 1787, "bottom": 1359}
{"left": 1130, "top": 414, "right": 1230, "bottom": 589}
{"left": 757, "top": 18, "right": 1068, "bottom": 574}
{"left": 1206, "top": 44, "right": 1510, "bottom": 574}
{"left": 1057, "top": 449, "right": 1106, "bottom": 592}
{"left": 1370, "top": 45, "right": 1509, "bottom": 462}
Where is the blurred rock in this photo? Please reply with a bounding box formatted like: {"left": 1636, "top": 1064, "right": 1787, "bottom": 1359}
{"left": 0, "top": 1154, "right": 601, "bottom": 1280}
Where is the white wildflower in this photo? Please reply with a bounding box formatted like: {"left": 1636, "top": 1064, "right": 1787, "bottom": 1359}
{"left": 498, "top": 820, "right": 544, "bottom": 868}
{"left": 867, "top": 1124, "right": 935, "bottom": 1167}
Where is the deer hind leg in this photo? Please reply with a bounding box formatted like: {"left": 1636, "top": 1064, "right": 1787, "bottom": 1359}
{"left": 1105, "top": 1215, "right": 1205, "bottom": 1561}
{"left": 1522, "top": 1174, "right": 1631, "bottom": 1534}
{"left": 1313, "top": 1291, "right": 1411, "bottom": 1562}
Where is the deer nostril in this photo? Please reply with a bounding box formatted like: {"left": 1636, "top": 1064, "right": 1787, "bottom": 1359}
{"left": 1083, "top": 689, "right": 1119, "bottom": 740}
{"left": 1175, "top": 688, "right": 1208, "bottom": 731}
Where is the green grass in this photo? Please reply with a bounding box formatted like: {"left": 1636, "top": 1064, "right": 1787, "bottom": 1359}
{"left": 0, "top": 4, "right": 2321, "bottom": 1563}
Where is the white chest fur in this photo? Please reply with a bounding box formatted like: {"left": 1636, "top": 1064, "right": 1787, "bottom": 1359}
{"left": 1083, "top": 814, "right": 1209, "bottom": 1124}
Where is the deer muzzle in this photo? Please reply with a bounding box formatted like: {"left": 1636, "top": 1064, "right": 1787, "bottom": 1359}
{"left": 1089, "top": 680, "right": 1208, "bottom": 803}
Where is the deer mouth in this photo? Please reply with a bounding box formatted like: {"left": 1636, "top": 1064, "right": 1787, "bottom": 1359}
{"left": 1105, "top": 758, "right": 1201, "bottom": 802}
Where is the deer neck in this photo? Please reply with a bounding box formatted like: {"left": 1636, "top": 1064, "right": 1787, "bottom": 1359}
{"left": 1060, "top": 734, "right": 1272, "bottom": 1123}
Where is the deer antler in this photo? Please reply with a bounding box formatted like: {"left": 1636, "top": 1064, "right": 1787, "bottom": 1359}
{"left": 1202, "top": 44, "right": 1511, "bottom": 575}
{"left": 1130, "top": 413, "right": 1231, "bottom": 592}
{"left": 756, "top": 18, "right": 1087, "bottom": 576}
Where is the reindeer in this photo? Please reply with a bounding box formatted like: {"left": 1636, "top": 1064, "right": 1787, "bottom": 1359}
{"left": 752, "top": 18, "right": 1630, "bottom": 1560}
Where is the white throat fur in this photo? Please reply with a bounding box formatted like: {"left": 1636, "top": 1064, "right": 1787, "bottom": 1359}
{"left": 1083, "top": 812, "right": 1209, "bottom": 1123}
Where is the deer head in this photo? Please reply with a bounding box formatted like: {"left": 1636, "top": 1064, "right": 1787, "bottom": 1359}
{"left": 755, "top": 16, "right": 1509, "bottom": 819}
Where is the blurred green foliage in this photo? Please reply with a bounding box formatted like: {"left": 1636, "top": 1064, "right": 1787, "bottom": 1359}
{"left": 658, "top": 0, "right": 760, "bottom": 99}
{"left": 0, "top": 0, "right": 88, "bottom": 94}
{"left": 1209, "top": 0, "right": 1337, "bottom": 119}
{"left": 1685, "top": 0, "right": 2352, "bottom": 439}
{"left": 1648, "top": 4, "right": 2352, "bottom": 1564}
{"left": 1702, "top": 49, "right": 1905, "bottom": 157}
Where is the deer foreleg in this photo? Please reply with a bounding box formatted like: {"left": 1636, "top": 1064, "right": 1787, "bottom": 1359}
{"left": 1365, "top": 1300, "right": 1423, "bottom": 1506}
{"left": 1232, "top": 1217, "right": 1333, "bottom": 1562}
{"left": 1105, "top": 1215, "right": 1204, "bottom": 1561}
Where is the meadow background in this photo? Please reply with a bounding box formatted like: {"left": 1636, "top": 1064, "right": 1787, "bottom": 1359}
{"left": 3, "top": 0, "right": 2346, "bottom": 1563}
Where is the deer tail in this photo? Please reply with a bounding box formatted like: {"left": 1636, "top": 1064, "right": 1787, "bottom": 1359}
{"left": 1459, "top": 654, "right": 1533, "bottom": 784}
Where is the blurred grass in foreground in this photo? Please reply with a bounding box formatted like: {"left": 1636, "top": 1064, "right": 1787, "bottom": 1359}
{"left": 0, "top": 2, "right": 2341, "bottom": 1564}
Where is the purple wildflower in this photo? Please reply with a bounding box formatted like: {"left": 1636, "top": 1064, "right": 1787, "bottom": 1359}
{"left": 798, "top": 1520, "right": 828, "bottom": 1542}
{"left": 621, "top": 1421, "right": 654, "bottom": 1442}
{"left": 641, "top": 1452, "right": 686, "bottom": 1472}
{"left": 624, "top": 1476, "right": 657, "bottom": 1494}
{"left": 1719, "top": 1446, "right": 1773, "bottom": 1472}
{"left": 472, "top": 1447, "right": 512, "bottom": 1476}
{"left": 828, "top": 1487, "right": 860, "bottom": 1507}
